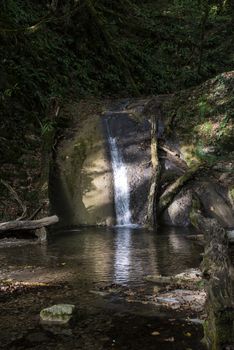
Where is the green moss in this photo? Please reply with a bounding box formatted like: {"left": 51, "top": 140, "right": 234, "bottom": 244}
{"left": 202, "top": 279, "right": 234, "bottom": 348}
{"left": 228, "top": 186, "right": 234, "bottom": 205}
{"left": 215, "top": 316, "right": 234, "bottom": 344}
{"left": 161, "top": 72, "right": 234, "bottom": 166}
{"left": 72, "top": 140, "right": 88, "bottom": 166}
{"left": 197, "top": 98, "right": 212, "bottom": 120}
{"left": 189, "top": 208, "right": 199, "bottom": 229}
{"left": 180, "top": 144, "right": 200, "bottom": 166}
{"left": 196, "top": 279, "right": 205, "bottom": 289}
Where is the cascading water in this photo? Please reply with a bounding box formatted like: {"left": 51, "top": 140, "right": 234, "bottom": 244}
{"left": 106, "top": 119, "right": 132, "bottom": 226}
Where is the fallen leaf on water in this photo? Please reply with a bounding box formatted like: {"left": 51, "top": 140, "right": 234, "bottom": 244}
{"left": 151, "top": 331, "right": 160, "bottom": 336}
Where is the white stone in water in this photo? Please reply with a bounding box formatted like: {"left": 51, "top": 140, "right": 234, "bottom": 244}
{"left": 40, "top": 304, "right": 76, "bottom": 325}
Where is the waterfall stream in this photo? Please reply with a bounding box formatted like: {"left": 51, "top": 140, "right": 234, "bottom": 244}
{"left": 106, "top": 120, "right": 132, "bottom": 226}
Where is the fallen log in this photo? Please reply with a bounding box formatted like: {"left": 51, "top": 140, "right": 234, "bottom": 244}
{"left": 0, "top": 215, "right": 59, "bottom": 242}
{"left": 158, "top": 162, "right": 203, "bottom": 214}
{"left": 0, "top": 215, "right": 58, "bottom": 232}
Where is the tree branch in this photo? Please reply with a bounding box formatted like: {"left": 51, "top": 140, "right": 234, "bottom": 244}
{"left": 0, "top": 180, "right": 27, "bottom": 220}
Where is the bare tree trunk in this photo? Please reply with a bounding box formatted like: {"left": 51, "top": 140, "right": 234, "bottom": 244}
{"left": 144, "top": 115, "right": 160, "bottom": 229}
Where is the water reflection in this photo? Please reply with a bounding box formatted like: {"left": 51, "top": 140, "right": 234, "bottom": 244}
{"left": 0, "top": 227, "right": 202, "bottom": 286}
{"left": 113, "top": 227, "right": 159, "bottom": 285}
{"left": 114, "top": 227, "right": 131, "bottom": 283}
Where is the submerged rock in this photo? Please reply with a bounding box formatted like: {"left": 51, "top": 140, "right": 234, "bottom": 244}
{"left": 40, "top": 304, "right": 76, "bottom": 325}
{"left": 156, "top": 289, "right": 206, "bottom": 312}
{"left": 146, "top": 268, "right": 203, "bottom": 287}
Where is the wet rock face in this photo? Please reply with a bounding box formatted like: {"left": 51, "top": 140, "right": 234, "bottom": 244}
{"left": 51, "top": 84, "right": 233, "bottom": 228}
{"left": 162, "top": 189, "right": 193, "bottom": 227}
{"left": 51, "top": 99, "right": 152, "bottom": 227}
{"left": 160, "top": 180, "right": 234, "bottom": 228}
{"left": 104, "top": 110, "right": 152, "bottom": 225}
{"left": 51, "top": 113, "right": 115, "bottom": 227}
{"left": 195, "top": 182, "right": 234, "bottom": 229}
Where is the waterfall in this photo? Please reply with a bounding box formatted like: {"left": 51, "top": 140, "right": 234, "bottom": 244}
{"left": 106, "top": 120, "right": 132, "bottom": 226}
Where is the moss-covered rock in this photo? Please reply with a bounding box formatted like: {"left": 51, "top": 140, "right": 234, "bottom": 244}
{"left": 40, "top": 304, "right": 76, "bottom": 325}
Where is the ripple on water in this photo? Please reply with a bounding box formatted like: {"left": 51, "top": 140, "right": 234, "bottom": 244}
{"left": 0, "top": 226, "right": 203, "bottom": 287}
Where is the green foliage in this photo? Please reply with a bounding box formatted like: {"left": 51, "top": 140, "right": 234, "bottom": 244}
{"left": 163, "top": 70, "right": 234, "bottom": 167}
{"left": 0, "top": 0, "right": 233, "bottom": 161}
{"left": 193, "top": 141, "right": 217, "bottom": 165}
{"left": 198, "top": 98, "right": 212, "bottom": 120}
{"left": 40, "top": 120, "right": 55, "bottom": 137}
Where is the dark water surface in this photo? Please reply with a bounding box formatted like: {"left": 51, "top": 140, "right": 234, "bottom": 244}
{"left": 0, "top": 226, "right": 205, "bottom": 350}
{"left": 1, "top": 226, "right": 202, "bottom": 284}
{"left": 51, "top": 226, "right": 202, "bottom": 285}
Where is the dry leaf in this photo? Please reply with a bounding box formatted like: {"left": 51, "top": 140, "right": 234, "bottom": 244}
{"left": 151, "top": 331, "right": 160, "bottom": 336}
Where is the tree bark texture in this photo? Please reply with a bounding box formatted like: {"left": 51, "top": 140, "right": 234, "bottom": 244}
{"left": 190, "top": 210, "right": 234, "bottom": 349}
{"left": 158, "top": 163, "right": 202, "bottom": 214}
{"left": 145, "top": 115, "right": 160, "bottom": 228}
{"left": 0, "top": 215, "right": 59, "bottom": 243}
{"left": 0, "top": 215, "right": 58, "bottom": 232}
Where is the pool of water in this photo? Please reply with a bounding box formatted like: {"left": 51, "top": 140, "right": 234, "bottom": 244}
{"left": 0, "top": 226, "right": 205, "bottom": 350}
{"left": 1, "top": 226, "right": 202, "bottom": 286}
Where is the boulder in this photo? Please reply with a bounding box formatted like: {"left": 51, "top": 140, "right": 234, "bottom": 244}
{"left": 195, "top": 182, "right": 234, "bottom": 229}
{"left": 161, "top": 189, "right": 193, "bottom": 227}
